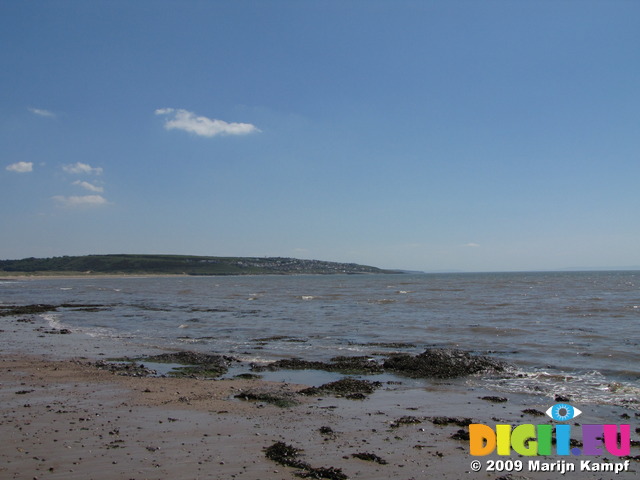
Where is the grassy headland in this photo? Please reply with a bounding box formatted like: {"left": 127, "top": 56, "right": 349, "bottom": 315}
{"left": 0, "top": 254, "right": 401, "bottom": 276}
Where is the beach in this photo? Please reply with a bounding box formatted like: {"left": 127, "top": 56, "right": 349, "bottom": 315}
{"left": 0, "top": 310, "right": 482, "bottom": 480}
{"left": 2, "top": 292, "right": 640, "bottom": 480}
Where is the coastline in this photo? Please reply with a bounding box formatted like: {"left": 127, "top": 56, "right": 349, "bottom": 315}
{"left": 0, "top": 273, "right": 192, "bottom": 280}
{"left": 2, "top": 306, "right": 639, "bottom": 479}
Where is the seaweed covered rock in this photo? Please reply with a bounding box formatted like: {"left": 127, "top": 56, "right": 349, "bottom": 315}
{"left": 299, "top": 378, "right": 382, "bottom": 399}
{"left": 141, "top": 351, "right": 236, "bottom": 378}
{"left": 92, "top": 360, "right": 157, "bottom": 377}
{"left": 144, "top": 351, "right": 235, "bottom": 365}
{"left": 0, "top": 304, "right": 59, "bottom": 317}
{"left": 252, "top": 355, "right": 383, "bottom": 375}
{"left": 383, "top": 348, "right": 508, "bottom": 379}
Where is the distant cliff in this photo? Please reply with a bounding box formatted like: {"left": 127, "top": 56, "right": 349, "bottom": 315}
{"left": 0, "top": 254, "right": 402, "bottom": 276}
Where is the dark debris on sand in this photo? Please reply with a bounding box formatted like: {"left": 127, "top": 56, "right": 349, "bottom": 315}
{"left": 383, "top": 348, "right": 509, "bottom": 379}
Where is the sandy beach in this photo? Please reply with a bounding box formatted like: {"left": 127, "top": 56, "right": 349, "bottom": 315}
{"left": 2, "top": 303, "right": 639, "bottom": 479}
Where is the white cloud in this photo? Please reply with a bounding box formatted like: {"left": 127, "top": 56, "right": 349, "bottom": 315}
{"left": 62, "top": 162, "right": 103, "bottom": 175}
{"left": 73, "top": 180, "right": 104, "bottom": 193}
{"left": 155, "top": 108, "right": 260, "bottom": 137}
{"left": 463, "top": 243, "right": 481, "bottom": 248}
{"left": 28, "top": 107, "right": 56, "bottom": 118}
{"left": 6, "top": 161, "right": 34, "bottom": 173}
{"left": 52, "top": 195, "right": 108, "bottom": 207}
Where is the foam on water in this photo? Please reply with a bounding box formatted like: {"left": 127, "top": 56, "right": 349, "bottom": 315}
{"left": 42, "top": 313, "right": 67, "bottom": 331}
{"left": 478, "top": 368, "right": 640, "bottom": 410}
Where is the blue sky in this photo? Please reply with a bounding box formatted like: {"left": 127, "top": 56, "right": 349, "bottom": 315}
{"left": 1, "top": 1, "right": 638, "bottom": 272}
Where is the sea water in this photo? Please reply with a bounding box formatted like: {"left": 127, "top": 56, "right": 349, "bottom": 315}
{"left": 1, "top": 271, "right": 639, "bottom": 407}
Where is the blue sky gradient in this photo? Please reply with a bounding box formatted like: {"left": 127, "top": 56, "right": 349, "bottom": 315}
{"left": 1, "top": 1, "right": 639, "bottom": 272}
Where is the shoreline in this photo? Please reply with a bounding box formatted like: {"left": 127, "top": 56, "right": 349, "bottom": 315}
{"left": 2, "top": 310, "right": 640, "bottom": 478}
{"left": 0, "top": 271, "right": 396, "bottom": 280}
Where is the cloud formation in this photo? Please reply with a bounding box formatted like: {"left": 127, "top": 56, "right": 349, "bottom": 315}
{"left": 52, "top": 195, "right": 108, "bottom": 208}
{"left": 155, "top": 108, "right": 260, "bottom": 137}
{"left": 6, "top": 161, "right": 34, "bottom": 173}
{"left": 28, "top": 107, "right": 56, "bottom": 118}
{"left": 62, "top": 162, "right": 103, "bottom": 175}
{"left": 56, "top": 164, "right": 108, "bottom": 206}
{"left": 73, "top": 180, "right": 104, "bottom": 193}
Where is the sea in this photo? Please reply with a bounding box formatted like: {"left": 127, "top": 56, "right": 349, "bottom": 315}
{"left": 2, "top": 271, "right": 639, "bottom": 409}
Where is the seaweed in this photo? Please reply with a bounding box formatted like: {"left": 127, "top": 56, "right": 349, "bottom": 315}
{"left": 351, "top": 452, "right": 388, "bottom": 464}
{"left": 264, "top": 442, "right": 309, "bottom": 469}
{"left": 235, "top": 390, "right": 299, "bottom": 408}
{"left": 480, "top": 396, "right": 508, "bottom": 403}
{"left": 389, "top": 416, "right": 423, "bottom": 428}
{"left": 521, "top": 409, "right": 545, "bottom": 417}
{"left": 451, "top": 429, "right": 470, "bottom": 441}
{"left": 264, "top": 442, "right": 349, "bottom": 480}
{"left": 430, "top": 416, "right": 473, "bottom": 427}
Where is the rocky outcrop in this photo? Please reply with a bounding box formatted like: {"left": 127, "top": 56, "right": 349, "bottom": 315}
{"left": 383, "top": 348, "right": 509, "bottom": 379}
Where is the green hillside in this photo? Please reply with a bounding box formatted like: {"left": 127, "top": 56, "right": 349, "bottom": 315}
{"left": 0, "top": 254, "right": 400, "bottom": 276}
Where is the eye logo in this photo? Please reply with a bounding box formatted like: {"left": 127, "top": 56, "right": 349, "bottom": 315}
{"left": 545, "top": 403, "right": 582, "bottom": 422}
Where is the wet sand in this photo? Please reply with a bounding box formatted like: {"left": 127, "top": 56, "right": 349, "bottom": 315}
{"left": 1, "top": 354, "right": 480, "bottom": 480}
{"left": 2, "top": 311, "right": 639, "bottom": 479}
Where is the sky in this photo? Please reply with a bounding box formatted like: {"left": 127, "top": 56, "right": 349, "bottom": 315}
{"left": 1, "top": 0, "right": 639, "bottom": 272}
